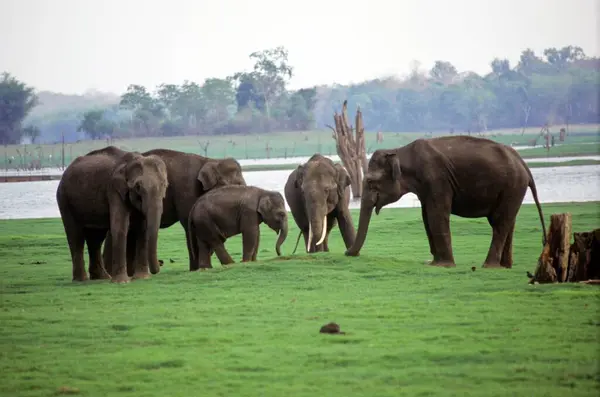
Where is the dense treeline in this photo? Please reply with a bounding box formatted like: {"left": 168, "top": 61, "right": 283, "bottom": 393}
{"left": 1, "top": 45, "right": 598, "bottom": 144}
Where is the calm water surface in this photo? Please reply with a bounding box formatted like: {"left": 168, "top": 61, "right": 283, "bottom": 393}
{"left": 1, "top": 165, "right": 598, "bottom": 220}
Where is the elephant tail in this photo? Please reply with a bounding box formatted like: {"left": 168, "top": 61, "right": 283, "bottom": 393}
{"left": 525, "top": 165, "right": 548, "bottom": 246}
{"left": 291, "top": 230, "right": 303, "bottom": 254}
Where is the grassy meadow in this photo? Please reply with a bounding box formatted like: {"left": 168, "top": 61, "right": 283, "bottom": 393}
{"left": 3, "top": 124, "right": 599, "bottom": 171}
{"left": 1, "top": 202, "right": 599, "bottom": 397}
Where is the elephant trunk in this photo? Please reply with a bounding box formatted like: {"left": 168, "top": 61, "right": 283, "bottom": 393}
{"left": 345, "top": 190, "right": 375, "bottom": 256}
{"left": 305, "top": 190, "right": 328, "bottom": 252}
{"left": 275, "top": 218, "right": 288, "bottom": 256}
{"left": 145, "top": 205, "right": 162, "bottom": 274}
{"left": 307, "top": 212, "right": 327, "bottom": 253}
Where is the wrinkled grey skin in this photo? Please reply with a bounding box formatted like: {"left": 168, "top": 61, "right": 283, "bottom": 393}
{"left": 56, "top": 146, "right": 168, "bottom": 283}
{"left": 103, "top": 149, "right": 246, "bottom": 274}
{"left": 187, "top": 185, "right": 288, "bottom": 269}
{"left": 345, "top": 136, "right": 547, "bottom": 269}
{"left": 284, "top": 154, "right": 355, "bottom": 253}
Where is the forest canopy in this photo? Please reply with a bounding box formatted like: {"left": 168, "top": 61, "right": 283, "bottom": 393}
{"left": 1, "top": 45, "right": 598, "bottom": 144}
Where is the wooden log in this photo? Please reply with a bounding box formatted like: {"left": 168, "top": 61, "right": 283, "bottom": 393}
{"left": 327, "top": 100, "right": 367, "bottom": 199}
{"left": 529, "top": 212, "right": 600, "bottom": 284}
{"left": 531, "top": 213, "right": 572, "bottom": 284}
{"left": 567, "top": 229, "right": 600, "bottom": 282}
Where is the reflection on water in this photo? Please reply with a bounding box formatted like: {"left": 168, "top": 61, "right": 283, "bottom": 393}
{"left": 1, "top": 165, "right": 599, "bottom": 220}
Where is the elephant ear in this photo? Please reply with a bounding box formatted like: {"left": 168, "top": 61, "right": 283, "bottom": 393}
{"left": 385, "top": 152, "right": 402, "bottom": 181}
{"left": 197, "top": 162, "right": 219, "bottom": 191}
{"left": 294, "top": 165, "right": 305, "bottom": 188}
{"left": 111, "top": 155, "right": 142, "bottom": 202}
{"left": 334, "top": 163, "right": 351, "bottom": 199}
{"left": 257, "top": 193, "right": 273, "bottom": 220}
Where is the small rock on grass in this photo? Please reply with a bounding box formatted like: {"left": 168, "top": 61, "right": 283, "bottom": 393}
{"left": 320, "top": 322, "right": 345, "bottom": 335}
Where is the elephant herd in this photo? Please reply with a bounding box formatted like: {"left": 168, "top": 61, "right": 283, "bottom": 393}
{"left": 56, "top": 135, "right": 548, "bottom": 284}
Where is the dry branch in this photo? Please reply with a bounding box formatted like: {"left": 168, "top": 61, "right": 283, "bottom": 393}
{"left": 529, "top": 213, "right": 600, "bottom": 284}
{"left": 328, "top": 100, "right": 367, "bottom": 199}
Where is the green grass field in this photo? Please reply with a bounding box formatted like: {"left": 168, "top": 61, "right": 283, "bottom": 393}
{"left": 1, "top": 202, "right": 599, "bottom": 397}
{"left": 3, "top": 124, "right": 599, "bottom": 170}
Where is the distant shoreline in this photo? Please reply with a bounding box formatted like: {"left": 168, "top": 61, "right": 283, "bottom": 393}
{"left": 1, "top": 156, "right": 598, "bottom": 183}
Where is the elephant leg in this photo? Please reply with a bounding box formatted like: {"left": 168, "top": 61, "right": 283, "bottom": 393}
{"left": 60, "top": 210, "right": 87, "bottom": 282}
{"left": 182, "top": 222, "right": 197, "bottom": 272}
{"left": 423, "top": 201, "right": 455, "bottom": 267}
{"left": 483, "top": 208, "right": 517, "bottom": 269}
{"left": 251, "top": 232, "right": 260, "bottom": 261}
{"left": 421, "top": 206, "right": 435, "bottom": 259}
{"left": 126, "top": 231, "right": 137, "bottom": 277}
{"left": 132, "top": 229, "right": 151, "bottom": 279}
{"left": 86, "top": 229, "right": 111, "bottom": 280}
{"left": 108, "top": 207, "right": 131, "bottom": 284}
{"left": 215, "top": 244, "right": 235, "bottom": 265}
{"left": 195, "top": 239, "right": 212, "bottom": 269}
{"left": 241, "top": 226, "right": 259, "bottom": 262}
{"left": 500, "top": 221, "right": 516, "bottom": 269}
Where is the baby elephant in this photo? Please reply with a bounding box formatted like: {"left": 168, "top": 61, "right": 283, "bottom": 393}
{"left": 187, "top": 185, "right": 289, "bottom": 269}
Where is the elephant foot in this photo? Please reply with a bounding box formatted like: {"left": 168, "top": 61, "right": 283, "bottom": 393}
{"left": 133, "top": 271, "right": 151, "bottom": 280}
{"left": 110, "top": 273, "right": 131, "bottom": 284}
{"left": 89, "top": 270, "right": 111, "bottom": 280}
{"left": 72, "top": 275, "right": 89, "bottom": 282}
{"left": 427, "top": 260, "right": 456, "bottom": 268}
{"left": 344, "top": 250, "right": 360, "bottom": 257}
{"left": 482, "top": 262, "right": 508, "bottom": 269}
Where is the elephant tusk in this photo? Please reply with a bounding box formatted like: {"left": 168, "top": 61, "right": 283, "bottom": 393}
{"left": 316, "top": 215, "right": 327, "bottom": 246}
{"left": 307, "top": 223, "right": 313, "bottom": 252}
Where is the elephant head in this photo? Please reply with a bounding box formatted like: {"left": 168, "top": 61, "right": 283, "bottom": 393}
{"left": 257, "top": 191, "right": 288, "bottom": 256}
{"left": 197, "top": 158, "right": 246, "bottom": 191}
{"left": 112, "top": 153, "right": 169, "bottom": 273}
{"left": 346, "top": 149, "right": 412, "bottom": 256}
{"left": 295, "top": 156, "right": 353, "bottom": 252}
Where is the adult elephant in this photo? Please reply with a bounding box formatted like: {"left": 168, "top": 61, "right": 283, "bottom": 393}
{"left": 284, "top": 154, "right": 355, "bottom": 253}
{"left": 103, "top": 149, "right": 246, "bottom": 273}
{"left": 345, "top": 136, "right": 547, "bottom": 269}
{"left": 56, "top": 146, "right": 168, "bottom": 283}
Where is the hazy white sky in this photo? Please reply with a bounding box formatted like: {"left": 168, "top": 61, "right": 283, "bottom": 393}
{"left": 1, "top": 0, "right": 598, "bottom": 95}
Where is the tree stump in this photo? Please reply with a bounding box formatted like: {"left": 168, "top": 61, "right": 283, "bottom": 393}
{"left": 529, "top": 213, "right": 600, "bottom": 284}
{"left": 327, "top": 100, "right": 367, "bottom": 199}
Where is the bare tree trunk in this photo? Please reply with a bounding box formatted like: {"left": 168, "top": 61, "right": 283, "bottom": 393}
{"left": 327, "top": 100, "right": 367, "bottom": 199}
{"left": 528, "top": 213, "right": 600, "bottom": 284}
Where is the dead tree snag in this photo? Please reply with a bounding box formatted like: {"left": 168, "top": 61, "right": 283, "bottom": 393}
{"left": 327, "top": 100, "right": 367, "bottom": 199}
{"left": 529, "top": 213, "right": 600, "bottom": 284}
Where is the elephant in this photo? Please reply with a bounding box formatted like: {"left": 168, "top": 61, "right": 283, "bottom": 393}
{"left": 103, "top": 149, "right": 247, "bottom": 274}
{"left": 187, "top": 185, "right": 288, "bottom": 269}
{"left": 345, "top": 136, "right": 548, "bottom": 269}
{"left": 284, "top": 154, "right": 355, "bottom": 253}
{"left": 56, "top": 146, "right": 168, "bottom": 283}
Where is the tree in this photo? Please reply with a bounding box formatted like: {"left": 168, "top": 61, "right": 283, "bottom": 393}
{"left": 77, "top": 109, "right": 115, "bottom": 140}
{"left": 233, "top": 46, "right": 293, "bottom": 123}
{"left": 0, "top": 73, "right": 39, "bottom": 144}
{"left": 120, "top": 84, "right": 163, "bottom": 136}
{"left": 490, "top": 58, "right": 511, "bottom": 76}
{"left": 22, "top": 125, "right": 41, "bottom": 143}
{"left": 430, "top": 61, "right": 458, "bottom": 84}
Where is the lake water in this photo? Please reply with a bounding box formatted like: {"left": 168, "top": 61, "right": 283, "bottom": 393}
{"left": 1, "top": 155, "right": 599, "bottom": 176}
{"left": 1, "top": 165, "right": 598, "bottom": 220}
